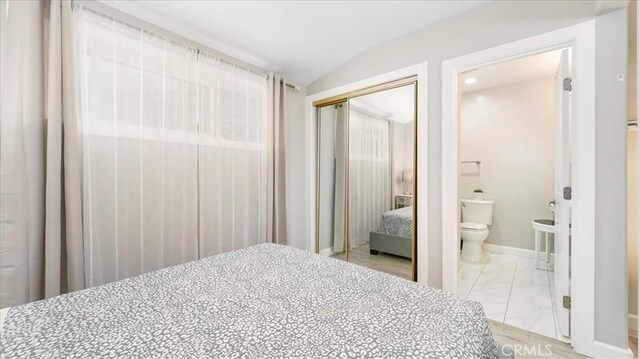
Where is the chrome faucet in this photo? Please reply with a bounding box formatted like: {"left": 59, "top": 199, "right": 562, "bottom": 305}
{"left": 546, "top": 200, "right": 556, "bottom": 222}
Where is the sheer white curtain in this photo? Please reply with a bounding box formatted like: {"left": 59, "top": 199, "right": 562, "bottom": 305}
{"left": 348, "top": 107, "right": 391, "bottom": 248}
{"left": 77, "top": 7, "right": 269, "bottom": 287}
{"left": 198, "top": 55, "right": 269, "bottom": 257}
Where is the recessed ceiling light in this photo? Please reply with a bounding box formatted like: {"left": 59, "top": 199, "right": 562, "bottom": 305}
{"left": 465, "top": 77, "right": 477, "bottom": 85}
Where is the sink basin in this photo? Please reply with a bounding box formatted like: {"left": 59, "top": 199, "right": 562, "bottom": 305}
{"left": 532, "top": 219, "right": 555, "bottom": 232}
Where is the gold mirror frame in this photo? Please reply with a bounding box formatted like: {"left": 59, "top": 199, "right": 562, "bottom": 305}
{"left": 314, "top": 76, "right": 419, "bottom": 282}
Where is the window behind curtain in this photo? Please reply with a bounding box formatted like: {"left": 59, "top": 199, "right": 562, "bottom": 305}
{"left": 348, "top": 107, "right": 391, "bottom": 248}
{"left": 77, "top": 7, "right": 269, "bottom": 287}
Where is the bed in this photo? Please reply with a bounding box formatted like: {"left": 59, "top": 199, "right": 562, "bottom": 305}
{"left": 0, "top": 244, "right": 498, "bottom": 358}
{"left": 370, "top": 206, "right": 413, "bottom": 258}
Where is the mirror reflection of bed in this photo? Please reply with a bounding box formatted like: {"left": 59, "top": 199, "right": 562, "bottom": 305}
{"left": 317, "top": 83, "right": 415, "bottom": 281}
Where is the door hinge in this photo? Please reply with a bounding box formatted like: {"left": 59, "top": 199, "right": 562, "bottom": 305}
{"left": 563, "top": 187, "right": 572, "bottom": 200}
{"left": 563, "top": 77, "right": 572, "bottom": 91}
{"left": 563, "top": 295, "right": 571, "bottom": 309}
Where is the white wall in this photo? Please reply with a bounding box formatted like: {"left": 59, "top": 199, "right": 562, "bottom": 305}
{"left": 391, "top": 121, "right": 414, "bottom": 199}
{"left": 404, "top": 122, "right": 415, "bottom": 191}
{"left": 307, "top": 0, "right": 628, "bottom": 289}
{"left": 304, "top": 1, "right": 629, "bottom": 349}
{"left": 460, "top": 78, "right": 555, "bottom": 250}
{"left": 284, "top": 85, "right": 309, "bottom": 250}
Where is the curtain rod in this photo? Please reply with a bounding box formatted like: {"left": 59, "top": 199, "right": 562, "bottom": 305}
{"left": 281, "top": 80, "right": 300, "bottom": 92}
{"left": 75, "top": 0, "right": 270, "bottom": 77}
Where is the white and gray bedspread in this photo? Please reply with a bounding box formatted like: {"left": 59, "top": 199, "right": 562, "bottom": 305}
{"left": 379, "top": 206, "right": 413, "bottom": 237}
{"left": 0, "top": 244, "right": 497, "bottom": 358}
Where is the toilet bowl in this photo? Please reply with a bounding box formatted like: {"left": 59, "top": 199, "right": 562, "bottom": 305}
{"left": 460, "top": 199, "right": 495, "bottom": 263}
{"left": 460, "top": 222, "right": 489, "bottom": 262}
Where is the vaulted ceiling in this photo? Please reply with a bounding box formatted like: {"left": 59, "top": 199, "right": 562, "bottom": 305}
{"left": 101, "top": 0, "right": 487, "bottom": 85}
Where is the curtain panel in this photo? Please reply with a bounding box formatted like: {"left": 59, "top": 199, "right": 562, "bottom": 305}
{"left": 76, "top": 7, "right": 273, "bottom": 287}
{"left": 0, "top": 0, "right": 84, "bottom": 309}
{"left": 0, "top": 0, "right": 285, "bottom": 307}
{"left": 0, "top": 0, "right": 47, "bottom": 309}
{"left": 348, "top": 107, "right": 391, "bottom": 248}
{"left": 269, "top": 75, "right": 288, "bottom": 245}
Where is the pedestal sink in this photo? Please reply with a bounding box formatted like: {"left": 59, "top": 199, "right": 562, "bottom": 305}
{"left": 532, "top": 219, "right": 554, "bottom": 231}
{"left": 532, "top": 219, "right": 555, "bottom": 270}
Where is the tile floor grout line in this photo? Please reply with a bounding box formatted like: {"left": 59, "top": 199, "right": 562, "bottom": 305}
{"left": 474, "top": 256, "right": 558, "bottom": 340}
{"left": 547, "top": 269, "right": 560, "bottom": 340}
{"left": 461, "top": 261, "right": 485, "bottom": 299}
{"left": 467, "top": 263, "right": 486, "bottom": 298}
{"left": 502, "top": 257, "right": 518, "bottom": 324}
{"left": 462, "top": 253, "right": 558, "bottom": 339}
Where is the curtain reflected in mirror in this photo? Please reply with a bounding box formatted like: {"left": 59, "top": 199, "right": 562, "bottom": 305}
{"left": 348, "top": 107, "right": 391, "bottom": 248}
{"left": 317, "top": 103, "right": 348, "bottom": 259}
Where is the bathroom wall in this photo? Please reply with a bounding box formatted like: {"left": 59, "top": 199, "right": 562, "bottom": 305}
{"left": 391, "top": 121, "right": 415, "bottom": 199}
{"left": 460, "top": 77, "right": 555, "bottom": 251}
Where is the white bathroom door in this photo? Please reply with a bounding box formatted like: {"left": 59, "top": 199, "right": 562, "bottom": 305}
{"left": 554, "top": 48, "right": 571, "bottom": 338}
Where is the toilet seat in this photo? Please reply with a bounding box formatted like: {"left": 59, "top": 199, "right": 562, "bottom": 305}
{"left": 460, "top": 222, "right": 488, "bottom": 231}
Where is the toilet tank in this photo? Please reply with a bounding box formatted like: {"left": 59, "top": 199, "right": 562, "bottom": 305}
{"left": 461, "top": 199, "right": 495, "bottom": 225}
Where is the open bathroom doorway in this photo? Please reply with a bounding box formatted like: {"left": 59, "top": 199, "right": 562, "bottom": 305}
{"left": 453, "top": 49, "right": 570, "bottom": 342}
{"left": 441, "top": 22, "right": 598, "bottom": 355}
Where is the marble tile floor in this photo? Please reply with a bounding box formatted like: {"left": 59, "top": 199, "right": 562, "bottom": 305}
{"left": 457, "top": 252, "right": 569, "bottom": 342}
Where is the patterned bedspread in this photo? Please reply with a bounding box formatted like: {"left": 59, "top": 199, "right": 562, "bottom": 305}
{"left": 0, "top": 244, "right": 497, "bottom": 358}
{"left": 379, "top": 205, "right": 413, "bottom": 237}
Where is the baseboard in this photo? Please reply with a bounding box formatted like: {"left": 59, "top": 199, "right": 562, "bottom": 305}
{"left": 630, "top": 314, "right": 638, "bottom": 339}
{"left": 484, "top": 243, "right": 554, "bottom": 261}
{"left": 319, "top": 247, "right": 335, "bottom": 257}
{"left": 591, "top": 340, "right": 633, "bottom": 358}
{"left": 0, "top": 307, "right": 9, "bottom": 336}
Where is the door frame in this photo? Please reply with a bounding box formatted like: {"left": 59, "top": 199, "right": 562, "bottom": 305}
{"left": 305, "top": 63, "right": 428, "bottom": 284}
{"left": 441, "top": 21, "right": 596, "bottom": 355}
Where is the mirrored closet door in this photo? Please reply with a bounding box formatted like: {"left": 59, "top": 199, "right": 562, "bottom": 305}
{"left": 316, "top": 82, "right": 416, "bottom": 281}
{"left": 317, "top": 103, "right": 348, "bottom": 260}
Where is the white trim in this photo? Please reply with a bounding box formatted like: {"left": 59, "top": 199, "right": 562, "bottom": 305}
{"left": 484, "top": 243, "right": 554, "bottom": 261}
{"left": 591, "top": 341, "right": 633, "bottom": 358}
{"left": 629, "top": 314, "right": 638, "bottom": 339}
{"left": 305, "top": 63, "right": 429, "bottom": 284}
{"left": 441, "top": 21, "right": 596, "bottom": 356}
{"left": 0, "top": 307, "right": 9, "bottom": 336}
{"left": 636, "top": 0, "right": 640, "bottom": 353}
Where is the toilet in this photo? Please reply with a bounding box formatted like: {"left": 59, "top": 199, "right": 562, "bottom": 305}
{"left": 460, "top": 199, "right": 495, "bottom": 263}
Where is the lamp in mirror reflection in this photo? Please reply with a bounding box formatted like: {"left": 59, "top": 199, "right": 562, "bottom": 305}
{"left": 402, "top": 171, "right": 414, "bottom": 195}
